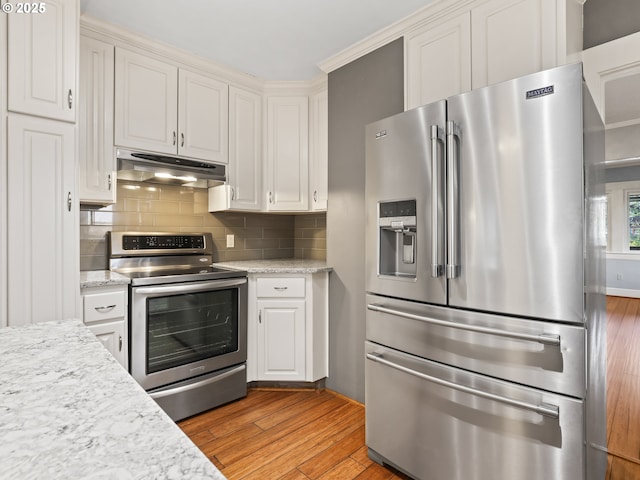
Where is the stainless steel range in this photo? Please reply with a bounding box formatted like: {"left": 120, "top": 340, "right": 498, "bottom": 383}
{"left": 108, "top": 232, "right": 247, "bottom": 421}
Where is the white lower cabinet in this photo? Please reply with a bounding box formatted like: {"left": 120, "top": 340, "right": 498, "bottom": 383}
{"left": 248, "top": 273, "right": 328, "bottom": 382}
{"left": 81, "top": 285, "right": 128, "bottom": 369}
{"left": 257, "top": 299, "right": 306, "bottom": 380}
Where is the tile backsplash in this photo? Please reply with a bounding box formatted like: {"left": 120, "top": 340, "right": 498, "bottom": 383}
{"left": 80, "top": 180, "right": 326, "bottom": 271}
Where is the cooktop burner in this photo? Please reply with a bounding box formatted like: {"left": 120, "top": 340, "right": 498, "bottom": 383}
{"left": 114, "top": 265, "right": 246, "bottom": 286}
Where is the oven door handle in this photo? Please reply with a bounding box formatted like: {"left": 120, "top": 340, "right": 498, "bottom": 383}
{"left": 133, "top": 277, "right": 247, "bottom": 296}
{"left": 149, "top": 364, "right": 246, "bottom": 400}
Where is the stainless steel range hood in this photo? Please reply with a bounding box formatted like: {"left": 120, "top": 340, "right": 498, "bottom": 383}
{"left": 116, "top": 148, "right": 226, "bottom": 188}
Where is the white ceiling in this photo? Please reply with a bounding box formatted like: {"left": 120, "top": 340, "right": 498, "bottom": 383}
{"left": 80, "top": 0, "right": 436, "bottom": 81}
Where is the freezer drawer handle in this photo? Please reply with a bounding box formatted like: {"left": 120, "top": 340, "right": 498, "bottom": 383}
{"left": 366, "top": 352, "right": 560, "bottom": 419}
{"left": 367, "top": 304, "right": 561, "bottom": 347}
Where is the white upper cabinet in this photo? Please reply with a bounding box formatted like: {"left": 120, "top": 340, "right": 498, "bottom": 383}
{"left": 79, "top": 36, "right": 115, "bottom": 204}
{"left": 114, "top": 48, "right": 178, "bottom": 155}
{"left": 309, "top": 88, "right": 328, "bottom": 211}
{"left": 405, "top": 0, "right": 582, "bottom": 109}
{"left": 8, "top": 0, "right": 78, "bottom": 122}
{"left": 228, "top": 86, "right": 263, "bottom": 210}
{"left": 178, "top": 69, "right": 229, "bottom": 163}
{"left": 406, "top": 12, "right": 472, "bottom": 109}
{"left": 471, "top": 0, "right": 553, "bottom": 89}
{"left": 114, "top": 48, "right": 229, "bottom": 162}
{"left": 265, "top": 96, "right": 309, "bottom": 211}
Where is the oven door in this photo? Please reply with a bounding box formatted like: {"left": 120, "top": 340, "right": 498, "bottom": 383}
{"left": 130, "top": 277, "right": 247, "bottom": 391}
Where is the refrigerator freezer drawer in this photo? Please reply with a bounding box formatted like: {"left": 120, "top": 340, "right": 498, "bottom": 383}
{"left": 366, "top": 294, "right": 585, "bottom": 398}
{"left": 365, "top": 341, "right": 584, "bottom": 480}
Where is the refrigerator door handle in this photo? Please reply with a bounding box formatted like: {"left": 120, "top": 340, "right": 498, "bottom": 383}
{"left": 367, "top": 303, "right": 561, "bottom": 347}
{"left": 366, "top": 352, "right": 560, "bottom": 419}
{"left": 431, "top": 125, "right": 444, "bottom": 278}
{"left": 446, "top": 120, "right": 460, "bottom": 279}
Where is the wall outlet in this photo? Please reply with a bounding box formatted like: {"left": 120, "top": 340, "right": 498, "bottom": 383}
{"left": 617, "top": 273, "right": 623, "bottom": 280}
{"left": 226, "top": 234, "right": 235, "bottom": 248}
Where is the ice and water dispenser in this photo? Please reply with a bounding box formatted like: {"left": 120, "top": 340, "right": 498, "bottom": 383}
{"left": 378, "top": 200, "right": 417, "bottom": 278}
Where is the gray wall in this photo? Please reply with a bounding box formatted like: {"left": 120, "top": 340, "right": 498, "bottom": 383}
{"left": 326, "top": 38, "right": 404, "bottom": 402}
{"left": 584, "top": 0, "right": 640, "bottom": 48}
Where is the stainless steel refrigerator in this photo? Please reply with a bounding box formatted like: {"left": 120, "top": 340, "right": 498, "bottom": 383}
{"left": 364, "top": 63, "right": 606, "bottom": 480}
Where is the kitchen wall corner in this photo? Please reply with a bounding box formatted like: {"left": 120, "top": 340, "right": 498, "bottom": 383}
{"left": 79, "top": 180, "right": 326, "bottom": 271}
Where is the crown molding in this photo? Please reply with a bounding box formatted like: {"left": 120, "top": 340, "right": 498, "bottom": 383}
{"left": 80, "top": 14, "right": 265, "bottom": 92}
{"left": 317, "top": 0, "right": 476, "bottom": 75}
{"left": 80, "top": 14, "right": 330, "bottom": 95}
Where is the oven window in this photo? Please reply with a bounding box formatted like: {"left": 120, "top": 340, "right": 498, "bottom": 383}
{"left": 146, "top": 289, "right": 238, "bottom": 374}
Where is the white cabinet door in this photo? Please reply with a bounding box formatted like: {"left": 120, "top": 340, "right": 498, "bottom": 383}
{"left": 265, "top": 96, "right": 309, "bottom": 211}
{"left": 7, "top": 0, "right": 78, "bottom": 122}
{"left": 257, "top": 299, "right": 306, "bottom": 381}
{"left": 309, "top": 88, "right": 328, "bottom": 211}
{"left": 87, "top": 321, "right": 127, "bottom": 369}
{"left": 114, "top": 48, "right": 178, "bottom": 154}
{"left": 471, "top": 0, "right": 553, "bottom": 89}
{"left": 405, "top": 12, "right": 471, "bottom": 109}
{"left": 7, "top": 114, "right": 78, "bottom": 325}
{"left": 79, "top": 36, "right": 115, "bottom": 204}
{"left": 228, "top": 86, "right": 262, "bottom": 210}
{"left": 178, "top": 69, "right": 229, "bottom": 162}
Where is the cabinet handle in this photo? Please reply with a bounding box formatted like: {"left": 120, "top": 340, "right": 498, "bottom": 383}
{"left": 67, "top": 89, "right": 73, "bottom": 109}
{"left": 107, "top": 174, "right": 112, "bottom": 191}
{"left": 94, "top": 305, "right": 116, "bottom": 313}
{"left": 181, "top": 132, "right": 185, "bottom": 147}
{"left": 119, "top": 335, "right": 123, "bottom": 352}
{"left": 268, "top": 191, "right": 273, "bottom": 204}
{"left": 231, "top": 188, "right": 235, "bottom": 201}
{"left": 173, "top": 131, "right": 177, "bottom": 146}
{"left": 259, "top": 310, "right": 262, "bottom": 324}
{"left": 313, "top": 190, "right": 318, "bottom": 202}
{"left": 67, "top": 192, "right": 72, "bottom": 212}
{"left": 273, "top": 286, "right": 288, "bottom": 292}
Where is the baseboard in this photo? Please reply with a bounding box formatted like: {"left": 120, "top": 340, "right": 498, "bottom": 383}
{"left": 607, "top": 288, "right": 640, "bottom": 298}
{"left": 248, "top": 378, "right": 326, "bottom": 391}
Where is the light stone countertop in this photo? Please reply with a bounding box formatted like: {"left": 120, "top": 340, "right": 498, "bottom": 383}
{"left": 80, "top": 270, "right": 131, "bottom": 289}
{"left": 0, "top": 319, "right": 226, "bottom": 480}
{"left": 214, "top": 259, "right": 332, "bottom": 274}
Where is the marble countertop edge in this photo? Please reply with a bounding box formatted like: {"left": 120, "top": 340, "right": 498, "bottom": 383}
{"left": 213, "top": 259, "right": 332, "bottom": 274}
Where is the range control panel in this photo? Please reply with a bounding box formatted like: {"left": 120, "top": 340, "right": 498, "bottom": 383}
{"left": 122, "top": 235, "right": 205, "bottom": 251}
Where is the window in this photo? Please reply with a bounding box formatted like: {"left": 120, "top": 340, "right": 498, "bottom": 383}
{"left": 606, "top": 181, "right": 640, "bottom": 254}
{"left": 629, "top": 192, "right": 640, "bottom": 250}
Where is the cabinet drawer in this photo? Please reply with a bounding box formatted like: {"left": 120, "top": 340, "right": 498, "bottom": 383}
{"left": 256, "top": 277, "right": 305, "bottom": 298}
{"left": 83, "top": 291, "right": 126, "bottom": 324}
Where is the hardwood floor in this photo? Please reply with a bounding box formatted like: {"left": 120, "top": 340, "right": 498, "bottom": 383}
{"left": 178, "top": 388, "right": 409, "bottom": 479}
{"left": 179, "top": 296, "right": 640, "bottom": 479}
{"left": 606, "top": 296, "right": 640, "bottom": 479}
